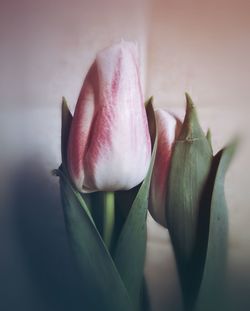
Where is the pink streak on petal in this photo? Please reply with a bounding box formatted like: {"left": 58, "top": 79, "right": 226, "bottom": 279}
{"left": 67, "top": 63, "right": 97, "bottom": 189}
{"left": 82, "top": 50, "right": 122, "bottom": 189}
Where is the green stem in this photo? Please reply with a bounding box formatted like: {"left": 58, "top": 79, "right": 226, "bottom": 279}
{"left": 103, "top": 192, "right": 115, "bottom": 250}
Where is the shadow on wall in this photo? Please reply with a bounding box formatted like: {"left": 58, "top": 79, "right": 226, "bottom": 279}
{"left": 0, "top": 158, "right": 92, "bottom": 311}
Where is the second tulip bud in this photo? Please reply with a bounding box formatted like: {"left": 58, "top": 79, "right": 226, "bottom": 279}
{"left": 149, "top": 109, "right": 180, "bottom": 227}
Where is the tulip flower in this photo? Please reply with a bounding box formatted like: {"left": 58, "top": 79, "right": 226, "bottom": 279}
{"left": 67, "top": 41, "right": 151, "bottom": 193}
{"left": 149, "top": 109, "right": 180, "bottom": 227}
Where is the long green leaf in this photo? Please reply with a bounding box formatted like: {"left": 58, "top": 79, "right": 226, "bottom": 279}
{"left": 206, "top": 128, "right": 213, "bottom": 153}
{"left": 113, "top": 98, "right": 157, "bottom": 309}
{"left": 194, "top": 141, "right": 237, "bottom": 311}
{"left": 61, "top": 97, "right": 72, "bottom": 171}
{"left": 145, "top": 97, "right": 156, "bottom": 146}
{"left": 166, "top": 93, "right": 213, "bottom": 262}
{"left": 166, "top": 94, "right": 213, "bottom": 309}
{"left": 55, "top": 168, "right": 133, "bottom": 311}
{"left": 113, "top": 185, "right": 140, "bottom": 251}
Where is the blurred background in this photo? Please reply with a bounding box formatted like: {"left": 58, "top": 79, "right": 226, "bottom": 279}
{"left": 0, "top": 0, "right": 249, "bottom": 310}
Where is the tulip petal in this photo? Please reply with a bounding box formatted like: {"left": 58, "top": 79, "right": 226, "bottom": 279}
{"left": 67, "top": 64, "right": 96, "bottom": 192}
{"left": 67, "top": 41, "right": 151, "bottom": 193}
{"left": 149, "top": 109, "right": 179, "bottom": 227}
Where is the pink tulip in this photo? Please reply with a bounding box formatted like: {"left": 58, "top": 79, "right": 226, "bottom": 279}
{"left": 67, "top": 41, "right": 151, "bottom": 193}
{"left": 149, "top": 109, "right": 181, "bottom": 227}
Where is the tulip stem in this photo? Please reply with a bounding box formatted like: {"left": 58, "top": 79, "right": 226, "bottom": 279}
{"left": 103, "top": 192, "right": 115, "bottom": 250}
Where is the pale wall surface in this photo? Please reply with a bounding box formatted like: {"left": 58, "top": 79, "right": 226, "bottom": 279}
{"left": 0, "top": 0, "right": 249, "bottom": 310}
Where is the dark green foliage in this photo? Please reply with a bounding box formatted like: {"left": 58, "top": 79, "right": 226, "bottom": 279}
{"left": 166, "top": 94, "right": 236, "bottom": 310}
{"left": 53, "top": 97, "right": 157, "bottom": 311}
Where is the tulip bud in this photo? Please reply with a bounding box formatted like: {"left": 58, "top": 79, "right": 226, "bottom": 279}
{"left": 67, "top": 41, "right": 151, "bottom": 193}
{"left": 149, "top": 109, "right": 180, "bottom": 227}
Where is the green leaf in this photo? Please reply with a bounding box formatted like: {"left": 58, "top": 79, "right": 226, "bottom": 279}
{"left": 166, "top": 93, "right": 213, "bottom": 263}
{"left": 206, "top": 128, "right": 213, "bottom": 153}
{"left": 54, "top": 168, "right": 133, "bottom": 311}
{"left": 113, "top": 98, "right": 157, "bottom": 309}
{"left": 113, "top": 185, "right": 140, "bottom": 253}
{"left": 194, "top": 141, "right": 237, "bottom": 311}
{"left": 88, "top": 192, "right": 107, "bottom": 237}
{"left": 61, "top": 97, "right": 72, "bottom": 171}
{"left": 165, "top": 93, "right": 213, "bottom": 309}
{"left": 145, "top": 97, "right": 156, "bottom": 147}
